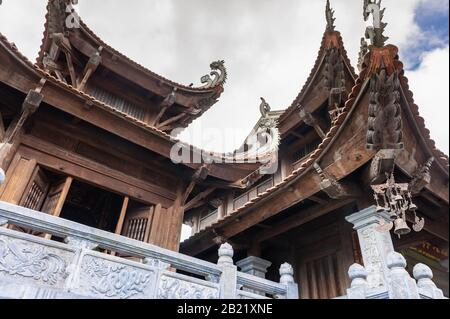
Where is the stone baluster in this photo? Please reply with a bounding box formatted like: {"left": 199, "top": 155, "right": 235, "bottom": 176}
{"left": 347, "top": 263, "right": 369, "bottom": 299}
{"left": 64, "top": 236, "right": 99, "bottom": 291}
{"left": 386, "top": 252, "right": 420, "bottom": 299}
{"left": 217, "top": 243, "right": 237, "bottom": 299}
{"left": 413, "top": 263, "right": 445, "bottom": 299}
{"left": 279, "top": 263, "right": 299, "bottom": 299}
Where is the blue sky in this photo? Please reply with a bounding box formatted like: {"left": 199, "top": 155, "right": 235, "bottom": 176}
{"left": 406, "top": 0, "right": 449, "bottom": 69}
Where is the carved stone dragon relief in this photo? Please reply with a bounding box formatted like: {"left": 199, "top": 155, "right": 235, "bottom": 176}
{"left": 0, "top": 237, "right": 69, "bottom": 286}
{"left": 366, "top": 67, "right": 403, "bottom": 151}
{"left": 78, "top": 255, "right": 156, "bottom": 299}
{"left": 157, "top": 275, "right": 219, "bottom": 299}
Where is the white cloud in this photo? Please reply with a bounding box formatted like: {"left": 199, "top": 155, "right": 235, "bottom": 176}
{"left": 407, "top": 46, "right": 449, "bottom": 154}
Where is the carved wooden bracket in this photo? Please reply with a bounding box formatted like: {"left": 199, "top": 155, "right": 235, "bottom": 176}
{"left": 409, "top": 157, "right": 434, "bottom": 195}
{"left": 299, "top": 108, "right": 326, "bottom": 139}
{"left": 182, "top": 164, "right": 211, "bottom": 207}
{"left": 2, "top": 87, "right": 44, "bottom": 145}
{"left": 78, "top": 47, "right": 103, "bottom": 91}
{"left": 369, "top": 149, "right": 399, "bottom": 184}
{"left": 314, "top": 163, "right": 359, "bottom": 199}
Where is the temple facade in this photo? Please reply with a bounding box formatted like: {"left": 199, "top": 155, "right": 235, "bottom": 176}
{"left": 0, "top": 0, "right": 448, "bottom": 299}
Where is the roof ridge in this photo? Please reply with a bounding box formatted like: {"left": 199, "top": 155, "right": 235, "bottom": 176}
{"left": 278, "top": 29, "right": 357, "bottom": 123}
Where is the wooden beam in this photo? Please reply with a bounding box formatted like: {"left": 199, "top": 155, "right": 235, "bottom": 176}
{"left": 184, "top": 187, "right": 217, "bottom": 211}
{"left": 309, "top": 195, "right": 328, "bottom": 205}
{"left": 157, "top": 113, "right": 186, "bottom": 130}
{"left": 255, "top": 199, "right": 353, "bottom": 244}
{"left": 64, "top": 52, "right": 78, "bottom": 87}
{"left": 78, "top": 49, "right": 102, "bottom": 91}
{"left": 0, "top": 112, "right": 5, "bottom": 141}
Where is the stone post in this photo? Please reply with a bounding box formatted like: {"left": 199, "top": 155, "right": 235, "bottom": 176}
{"left": 386, "top": 252, "right": 420, "bottom": 299}
{"left": 236, "top": 256, "right": 272, "bottom": 296}
{"left": 236, "top": 256, "right": 272, "bottom": 279}
{"left": 279, "top": 263, "right": 299, "bottom": 299}
{"left": 217, "top": 243, "right": 237, "bottom": 299}
{"left": 346, "top": 263, "right": 369, "bottom": 299}
{"left": 413, "top": 263, "right": 445, "bottom": 299}
{"left": 346, "top": 206, "right": 394, "bottom": 291}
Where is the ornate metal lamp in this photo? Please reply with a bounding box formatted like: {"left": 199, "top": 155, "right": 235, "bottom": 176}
{"left": 372, "top": 173, "right": 425, "bottom": 238}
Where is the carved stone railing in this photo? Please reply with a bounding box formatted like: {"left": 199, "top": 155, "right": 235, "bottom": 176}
{"left": 344, "top": 251, "right": 447, "bottom": 299}
{"left": 0, "top": 201, "right": 297, "bottom": 299}
{"left": 343, "top": 206, "right": 447, "bottom": 300}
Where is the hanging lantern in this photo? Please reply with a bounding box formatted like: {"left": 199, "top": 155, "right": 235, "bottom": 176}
{"left": 372, "top": 173, "right": 424, "bottom": 238}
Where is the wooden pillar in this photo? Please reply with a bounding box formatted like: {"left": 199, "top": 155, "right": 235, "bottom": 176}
{"left": 0, "top": 155, "right": 37, "bottom": 205}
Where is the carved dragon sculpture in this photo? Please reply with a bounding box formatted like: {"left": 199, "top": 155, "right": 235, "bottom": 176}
{"left": 363, "top": 0, "right": 389, "bottom": 47}
{"left": 201, "top": 60, "right": 227, "bottom": 88}
{"left": 325, "top": 0, "right": 336, "bottom": 32}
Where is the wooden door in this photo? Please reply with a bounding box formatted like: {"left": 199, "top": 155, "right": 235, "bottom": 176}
{"left": 41, "top": 176, "right": 73, "bottom": 217}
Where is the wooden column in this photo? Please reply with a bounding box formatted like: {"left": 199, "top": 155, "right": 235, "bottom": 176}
{"left": 0, "top": 155, "right": 37, "bottom": 205}
{"left": 110, "top": 196, "right": 129, "bottom": 256}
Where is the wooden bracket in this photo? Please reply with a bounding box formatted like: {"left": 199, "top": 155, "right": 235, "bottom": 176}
{"left": 369, "top": 149, "right": 399, "bottom": 184}
{"left": 182, "top": 164, "right": 211, "bottom": 206}
{"left": 409, "top": 157, "right": 434, "bottom": 195}
{"left": 78, "top": 47, "right": 103, "bottom": 91}
{"left": 153, "top": 88, "right": 177, "bottom": 127}
{"left": 299, "top": 108, "right": 326, "bottom": 139}
{"left": 314, "top": 163, "right": 359, "bottom": 199}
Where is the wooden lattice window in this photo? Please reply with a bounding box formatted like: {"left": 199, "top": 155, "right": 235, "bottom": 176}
{"left": 123, "top": 217, "right": 149, "bottom": 242}
{"left": 21, "top": 168, "right": 50, "bottom": 211}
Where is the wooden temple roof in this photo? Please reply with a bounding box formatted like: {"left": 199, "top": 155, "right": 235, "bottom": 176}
{"left": 278, "top": 29, "right": 357, "bottom": 137}
{"left": 36, "top": 0, "right": 226, "bottom": 131}
{"left": 0, "top": 32, "right": 264, "bottom": 184}
{"left": 181, "top": 40, "right": 450, "bottom": 255}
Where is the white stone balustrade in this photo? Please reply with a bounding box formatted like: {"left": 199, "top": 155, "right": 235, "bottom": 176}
{"left": 0, "top": 201, "right": 296, "bottom": 299}
{"left": 344, "top": 206, "right": 447, "bottom": 300}
{"left": 347, "top": 263, "right": 369, "bottom": 299}
{"left": 413, "top": 263, "right": 445, "bottom": 299}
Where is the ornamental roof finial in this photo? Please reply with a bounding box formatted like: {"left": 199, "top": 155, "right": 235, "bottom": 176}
{"left": 325, "top": 0, "right": 336, "bottom": 32}
{"left": 363, "top": 0, "right": 389, "bottom": 47}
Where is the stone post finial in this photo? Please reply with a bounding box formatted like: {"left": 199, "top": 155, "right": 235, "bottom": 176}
{"left": 413, "top": 263, "right": 445, "bottom": 299}
{"left": 387, "top": 251, "right": 407, "bottom": 269}
{"left": 279, "top": 263, "right": 294, "bottom": 284}
{"left": 218, "top": 243, "right": 234, "bottom": 266}
{"left": 386, "top": 252, "right": 420, "bottom": 299}
{"left": 347, "top": 263, "right": 368, "bottom": 299}
{"left": 278, "top": 263, "right": 299, "bottom": 299}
